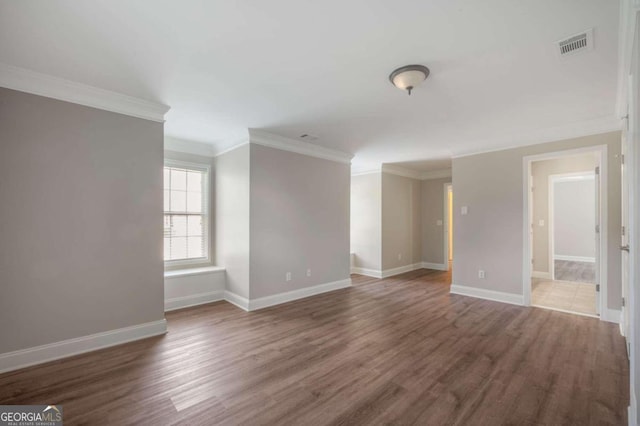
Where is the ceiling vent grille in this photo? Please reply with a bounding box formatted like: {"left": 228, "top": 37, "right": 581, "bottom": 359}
{"left": 300, "top": 133, "right": 319, "bottom": 141}
{"left": 557, "top": 28, "right": 593, "bottom": 57}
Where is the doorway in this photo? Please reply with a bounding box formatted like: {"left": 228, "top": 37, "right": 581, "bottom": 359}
{"left": 444, "top": 183, "right": 453, "bottom": 271}
{"left": 523, "top": 146, "right": 607, "bottom": 317}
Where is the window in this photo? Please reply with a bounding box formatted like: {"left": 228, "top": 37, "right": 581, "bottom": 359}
{"left": 164, "top": 160, "right": 209, "bottom": 264}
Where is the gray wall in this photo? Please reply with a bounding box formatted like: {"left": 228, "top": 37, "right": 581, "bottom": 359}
{"left": 553, "top": 179, "right": 596, "bottom": 259}
{"left": 531, "top": 154, "right": 597, "bottom": 273}
{"left": 214, "top": 144, "right": 251, "bottom": 299}
{"left": 164, "top": 150, "right": 215, "bottom": 270}
{"left": 420, "top": 177, "right": 451, "bottom": 265}
{"left": 350, "top": 173, "right": 382, "bottom": 271}
{"left": 381, "top": 173, "right": 422, "bottom": 270}
{"left": 0, "top": 88, "right": 165, "bottom": 353}
{"left": 452, "top": 131, "right": 621, "bottom": 309}
{"left": 250, "top": 144, "right": 350, "bottom": 298}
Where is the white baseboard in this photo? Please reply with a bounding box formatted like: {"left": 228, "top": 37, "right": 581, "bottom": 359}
{"left": 630, "top": 385, "right": 638, "bottom": 426}
{"left": 165, "top": 291, "right": 224, "bottom": 312}
{"left": 223, "top": 290, "right": 250, "bottom": 311}
{"left": 532, "top": 270, "right": 552, "bottom": 279}
{"left": 381, "top": 263, "right": 423, "bottom": 278}
{"left": 450, "top": 284, "right": 524, "bottom": 306}
{"left": 601, "top": 308, "right": 622, "bottom": 324}
{"left": 350, "top": 267, "right": 382, "bottom": 278}
{"left": 554, "top": 255, "right": 596, "bottom": 263}
{"left": 248, "top": 279, "right": 352, "bottom": 311}
{"left": 0, "top": 319, "right": 167, "bottom": 374}
{"left": 421, "top": 262, "right": 447, "bottom": 271}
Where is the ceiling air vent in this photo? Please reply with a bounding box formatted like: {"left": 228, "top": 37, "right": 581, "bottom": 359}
{"left": 299, "top": 133, "right": 319, "bottom": 141}
{"left": 557, "top": 28, "right": 593, "bottom": 57}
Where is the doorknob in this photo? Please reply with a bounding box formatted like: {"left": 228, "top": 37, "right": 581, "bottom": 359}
{"left": 621, "top": 245, "right": 630, "bottom": 252}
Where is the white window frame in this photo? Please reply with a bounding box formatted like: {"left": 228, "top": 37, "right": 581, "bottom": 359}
{"left": 164, "top": 159, "right": 211, "bottom": 267}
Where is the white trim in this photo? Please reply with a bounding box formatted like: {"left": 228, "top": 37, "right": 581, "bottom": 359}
{"left": 450, "top": 284, "right": 524, "bottom": 306}
{"left": 165, "top": 291, "right": 225, "bottom": 312}
{"left": 248, "top": 129, "right": 353, "bottom": 164}
{"left": 532, "top": 271, "right": 552, "bottom": 279}
{"left": 351, "top": 168, "right": 382, "bottom": 177}
{"left": 422, "top": 262, "right": 447, "bottom": 271}
{"left": 553, "top": 255, "right": 596, "bottom": 263}
{"left": 165, "top": 136, "right": 216, "bottom": 157}
{"left": 0, "top": 63, "right": 170, "bottom": 122}
{"left": 381, "top": 263, "right": 423, "bottom": 278}
{"left": 381, "top": 165, "right": 453, "bottom": 181}
{"left": 443, "top": 182, "right": 453, "bottom": 271}
{"left": 602, "top": 308, "right": 623, "bottom": 324}
{"left": 0, "top": 319, "right": 167, "bottom": 374}
{"left": 350, "top": 267, "right": 383, "bottom": 278}
{"left": 631, "top": 385, "right": 638, "bottom": 426}
{"left": 381, "top": 164, "right": 422, "bottom": 180}
{"left": 352, "top": 166, "right": 451, "bottom": 180}
{"left": 523, "top": 145, "right": 608, "bottom": 319}
{"left": 164, "top": 266, "right": 225, "bottom": 278}
{"left": 214, "top": 140, "right": 250, "bottom": 158}
{"left": 223, "top": 291, "right": 250, "bottom": 311}
{"left": 422, "top": 168, "right": 452, "bottom": 180}
{"left": 617, "top": 0, "right": 640, "bottom": 117}
{"left": 452, "top": 117, "right": 621, "bottom": 159}
{"left": 247, "top": 279, "right": 352, "bottom": 311}
{"left": 163, "top": 159, "right": 212, "bottom": 267}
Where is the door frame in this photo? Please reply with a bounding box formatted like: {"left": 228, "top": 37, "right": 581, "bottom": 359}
{"left": 522, "top": 145, "right": 608, "bottom": 320}
{"left": 443, "top": 182, "right": 452, "bottom": 271}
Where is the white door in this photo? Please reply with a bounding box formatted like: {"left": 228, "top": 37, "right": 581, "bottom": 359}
{"left": 622, "top": 72, "right": 636, "bottom": 342}
{"left": 594, "top": 166, "right": 601, "bottom": 315}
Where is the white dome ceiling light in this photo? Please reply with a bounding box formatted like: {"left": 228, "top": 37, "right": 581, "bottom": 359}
{"left": 389, "top": 65, "right": 430, "bottom": 95}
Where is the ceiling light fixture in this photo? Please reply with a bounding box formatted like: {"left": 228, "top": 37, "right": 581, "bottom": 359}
{"left": 389, "top": 64, "right": 430, "bottom": 95}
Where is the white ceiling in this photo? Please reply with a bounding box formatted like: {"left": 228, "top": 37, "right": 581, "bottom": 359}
{"left": 0, "top": 1, "right": 622, "bottom": 172}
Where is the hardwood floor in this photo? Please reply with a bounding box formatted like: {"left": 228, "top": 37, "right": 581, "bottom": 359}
{"left": 0, "top": 269, "right": 628, "bottom": 425}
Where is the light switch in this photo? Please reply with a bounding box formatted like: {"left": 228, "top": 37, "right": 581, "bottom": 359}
{"left": 437, "top": 220, "right": 443, "bottom": 226}
{"left": 461, "top": 206, "right": 468, "bottom": 215}
{"left": 538, "top": 219, "right": 544, "bottom": 227}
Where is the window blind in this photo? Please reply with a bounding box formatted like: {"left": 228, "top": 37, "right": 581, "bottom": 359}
{"left": 163, "top": 164, "right": 208, "bottom": 262}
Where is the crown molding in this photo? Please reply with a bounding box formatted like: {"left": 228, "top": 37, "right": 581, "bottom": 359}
{"left": 421, "top": 168, "right": 452, "bottom": 180}
{"left": 248, "top": 129, "right": 353, "bottom": 164}
{"left": 381, "top": 164, "right": 423, "bottom": 180}
{"left": 615, "top": 0, "right": 640, "bottom": 116}
{"left": 0, "top": 63, "right": 170, "bottom": 122}
{"left": 452, "top": 115, "right": 622, "bottom": 159}
{"left": 351, "top": 168, "right": 382, "bottom": 177}
{"left": 164, "top": 136, "right": 217, "bottom": 157}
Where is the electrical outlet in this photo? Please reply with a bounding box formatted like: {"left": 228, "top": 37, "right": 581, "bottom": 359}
{"left": 286, "top": 272, "right": 292, "bottom": 282}
{"left": 478, "top": 270, "right": 485, "bottom": 279}
{"left": 437, "top": 220, "right": 443, "bottom": 226}
{"left": 398, "top": 253, "right": 402, "bottom": 260}
{"left": 306, "top": 269, "right": 311, "bottom": 277}
{"left": 461, "top": 206, "right": 468, "bottom": 215}
{"left": 538, "top": 219, "right": 545, "bottom": 227}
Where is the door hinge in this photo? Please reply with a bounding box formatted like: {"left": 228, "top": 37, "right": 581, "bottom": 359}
{"left": 622, "top": 297, "right": 626, "bottom": 307}
{"left": 595, "top": 224, "right": 600, "bottom": 233}
{"left": 595, "top": 166, "right": 600, "bottom": 175}
{"left": 622, "top": 226, "right": 626, "bottom": 236}
{"left": 596, "top": 284, "right": 600, "bottom": 292}
{"left": 622, "top": 154, "right": 625, "bottom": 165}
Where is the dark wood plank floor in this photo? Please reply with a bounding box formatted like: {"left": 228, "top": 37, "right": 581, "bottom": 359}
{"left": 0, "top": 269, "right": 628, "bottom": 425}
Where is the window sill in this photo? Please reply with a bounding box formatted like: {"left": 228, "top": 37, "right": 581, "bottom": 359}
{"left": 164, "top": 266, "right": 225, "bottom": 278}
